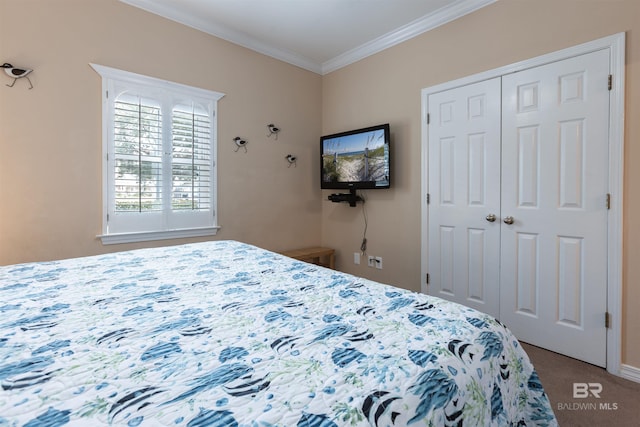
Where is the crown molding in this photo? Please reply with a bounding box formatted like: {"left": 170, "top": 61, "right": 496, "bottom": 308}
{"left": 120, "top": 0, "right": 322, "bottom": 73}
{"left": 121, "top": 0, "right": 496, "bottom": 75}
{"left": 322, "top": 0, "right": 496, "bottom": 74}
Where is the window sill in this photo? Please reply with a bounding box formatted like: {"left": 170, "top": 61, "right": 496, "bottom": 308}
{"left": 98, "top": 226, "right": 221, "bottom": 245}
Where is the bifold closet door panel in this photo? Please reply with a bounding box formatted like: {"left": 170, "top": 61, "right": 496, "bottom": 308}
{"left": 427, "top": 77, "right": 502, "bottom": 318}
{"left": 499, "top": 48, "right": 610, "bottom": 367}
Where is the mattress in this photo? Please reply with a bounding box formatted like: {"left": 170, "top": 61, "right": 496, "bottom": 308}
{"left": 0, "top": 240, "right": 557, "bottom": 426}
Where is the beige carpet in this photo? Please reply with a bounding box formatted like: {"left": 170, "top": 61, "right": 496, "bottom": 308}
{"left": 521, "top": 342, "right": 640, "bottom": 426}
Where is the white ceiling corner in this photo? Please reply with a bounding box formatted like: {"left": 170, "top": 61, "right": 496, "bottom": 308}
{"left": 120, "top": 0, "right": 496, "bottom": 75}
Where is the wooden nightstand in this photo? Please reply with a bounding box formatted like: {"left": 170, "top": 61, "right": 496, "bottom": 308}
{"left": 281, "top": 247, "right": 335, "bottom": 269}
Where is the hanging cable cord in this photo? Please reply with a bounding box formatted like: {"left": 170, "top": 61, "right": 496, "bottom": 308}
{"left": 360, "top": 191, "right": 368, "bottom": 254}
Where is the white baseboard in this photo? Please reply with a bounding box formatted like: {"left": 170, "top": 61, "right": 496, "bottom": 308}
{"left": 620, "top": 363, "right": 640, "bottom": 383}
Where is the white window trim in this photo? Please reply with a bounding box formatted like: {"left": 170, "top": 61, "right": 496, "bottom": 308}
{"left": 91, "top": 63, "right": 225, "bottom": 245}
{"left": 99, "top": 227, "right": 221, "bottom": 245}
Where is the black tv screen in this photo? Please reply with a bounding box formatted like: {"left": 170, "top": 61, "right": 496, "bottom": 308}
{"left": 321, "top": 123, "right": 390, "bottom": 190}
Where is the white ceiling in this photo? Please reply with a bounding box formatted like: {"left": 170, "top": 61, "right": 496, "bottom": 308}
{"left": 120, "top": 0, "right": 496, "bottom": 75}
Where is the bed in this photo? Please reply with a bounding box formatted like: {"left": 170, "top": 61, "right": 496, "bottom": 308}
{"left": 0, "top": 240, "right": 557, "bottom": 426}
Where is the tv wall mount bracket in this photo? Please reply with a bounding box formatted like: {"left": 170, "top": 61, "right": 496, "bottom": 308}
{"left": 328, "top": 189, "right": 363, "bottom": 207}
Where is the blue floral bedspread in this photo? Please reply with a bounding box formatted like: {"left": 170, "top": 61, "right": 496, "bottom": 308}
{"left": 0, "top": 240, "right": 557, "bottom": 426}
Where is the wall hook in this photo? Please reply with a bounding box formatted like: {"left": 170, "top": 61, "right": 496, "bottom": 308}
{"left": 267, "top": 123, "right": 280, "bottom": 140}
{"left": 285, "top": 154, "right": 297, "bottom": 167}
{"left": 2, "top": 63, "right": 33, "bottom": 89}
{"left": 233, "top": 137, "right": 248, "bottom": 153}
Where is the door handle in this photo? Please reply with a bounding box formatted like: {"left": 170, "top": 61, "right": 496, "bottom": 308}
{"left": 486, "top": 214, "right": 497, "bottom": 222}
{"left": 503, "top": 216, "right": 515, "bottom": 225}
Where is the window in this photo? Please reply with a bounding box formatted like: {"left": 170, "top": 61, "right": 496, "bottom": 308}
{"left": 91, "top": 64, "right": 225, "bottom": 244}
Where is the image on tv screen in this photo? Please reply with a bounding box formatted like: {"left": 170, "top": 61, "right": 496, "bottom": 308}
{"left": 322, "top": 128, "right": 389, "bottom": 185}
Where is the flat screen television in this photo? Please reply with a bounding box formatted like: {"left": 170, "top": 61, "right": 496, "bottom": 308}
{"left": 321, "top": 123, "right": 390, "bottom": 190}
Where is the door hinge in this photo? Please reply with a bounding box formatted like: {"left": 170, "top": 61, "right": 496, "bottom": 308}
{"left": 608, "top": 75, "right": 612, "bottom": 91}
{"left": 426, "top": 113, "right": 430, "bottom": 125}
{"left": 106, "top": 213, "right": 110, "bottom": 222}
{"left": 606, "top": 193, "right": 611, "bottom": 210}
{"left": 426, "top": 273, "right": 430, "bottom": 284}
{"left": 605, "top": 311, "right": 611, "bottom": 329}
{"left": 426, "top": 193, "right": 430, "bottom": 204}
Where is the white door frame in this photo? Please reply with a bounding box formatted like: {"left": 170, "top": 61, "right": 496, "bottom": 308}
{"left": 420, "top": 33, "right": 625, "bottom": 377}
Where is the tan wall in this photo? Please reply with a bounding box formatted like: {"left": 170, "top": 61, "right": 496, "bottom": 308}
{"left": 0, "top": 0, "right": 322, "bottom": 263}
{"left": 321, "top": 0, "right": 640, "bottom": 368}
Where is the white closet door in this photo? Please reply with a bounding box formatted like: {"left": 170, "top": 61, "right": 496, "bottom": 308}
{"left": 427, "top": 78, "right": 502, "bottom": 318}
{"left": 500, "top": 49, "right": 610, "bottom": 367}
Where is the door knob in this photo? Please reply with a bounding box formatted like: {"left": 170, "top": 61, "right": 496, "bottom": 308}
{"left": 486, "top": 214, "right": 497, "bottom": 222}
{"left": 503, "top": 216, "right": 515, "bottom": 225}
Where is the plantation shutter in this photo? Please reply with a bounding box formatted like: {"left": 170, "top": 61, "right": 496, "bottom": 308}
{"left": 113, "top": 95, "right": 163, "bottom": 212}
{"left": 171, "top": 105, "right": 212, "bottom": 212}
{"left": 92, "top": 63, "right": 224, "bottom": 242}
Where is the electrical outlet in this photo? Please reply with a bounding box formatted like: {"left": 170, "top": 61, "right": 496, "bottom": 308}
{"left": 354, "top": 252, "right": 360, "bottom": 265}
{"left": 375, "top": 256, "right": 383, "bottom": 269}
{"left": 368, "top": 255, "right": 375, "bottom": 267}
